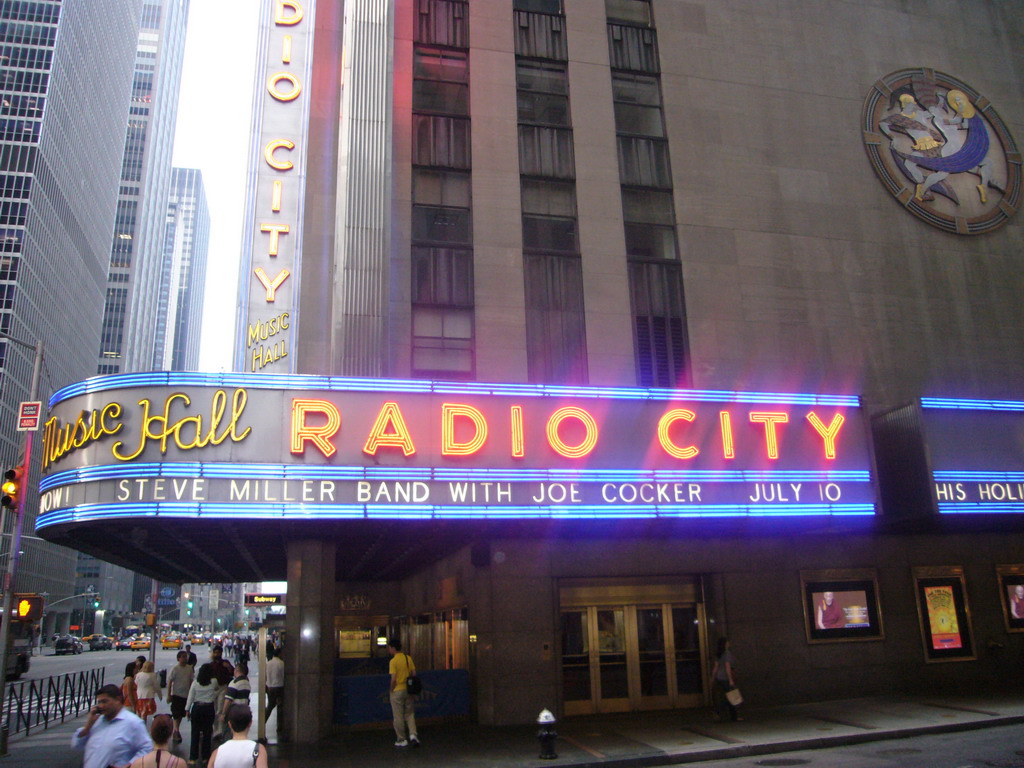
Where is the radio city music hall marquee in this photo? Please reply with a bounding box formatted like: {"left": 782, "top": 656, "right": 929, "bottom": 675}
{"left": 34, "top": 373, "right": 884, "bottom": 533}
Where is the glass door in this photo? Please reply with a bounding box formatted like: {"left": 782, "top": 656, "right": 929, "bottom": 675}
{"left": 634, "top": 606, "right": 670, "bottom": 708}
{"left": 595, "top": 608, "right": 630, "bottom": 712}
{"left": 560, "top": 611, "right": 592, "bottom": 715}
{"left": 670, "top": 604, "right": 705, "bottom": 707}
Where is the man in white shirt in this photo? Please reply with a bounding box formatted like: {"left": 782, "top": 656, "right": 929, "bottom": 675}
{"left": 71, "top": 684, "right": 152, "bottom": 768}
{"left": 264, "top": 649, "right": 285, "bottom": 727}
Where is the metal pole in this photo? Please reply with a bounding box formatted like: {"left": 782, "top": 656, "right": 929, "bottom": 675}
{"left": 0, "top": 339, "right": 41, "bottom": 756}
{"left": 257, "top": 626, "right": 267, "bottom": 742}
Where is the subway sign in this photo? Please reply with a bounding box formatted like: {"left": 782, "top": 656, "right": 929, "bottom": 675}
{"left": 245, "top": 593, "right": 285, "bottom": 606}
{"left": 35, "top": 372, "right": 875, "bottom": 530}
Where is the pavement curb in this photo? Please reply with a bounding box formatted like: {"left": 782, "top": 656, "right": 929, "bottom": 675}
{"left": 525, "top": 714, "right": 1024, "bottom": 768}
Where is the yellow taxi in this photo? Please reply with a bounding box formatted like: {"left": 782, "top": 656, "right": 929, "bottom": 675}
{"left": 161, "top": 634, "right": 182, "bottom": 650}
{"left": 190, "top": 634, "right": 205, "bottom": 645}
{"left": 130, "top": 637, "right": 151, "bottom": 651}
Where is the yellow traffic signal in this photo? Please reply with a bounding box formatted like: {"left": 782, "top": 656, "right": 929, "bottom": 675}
{"left": 1, "top": 466, "right": 23, "bottom": 509}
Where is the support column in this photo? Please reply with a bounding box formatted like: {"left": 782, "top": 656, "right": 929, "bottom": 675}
{"left": 284, "top": 539, "right": 336, "bottom": 744}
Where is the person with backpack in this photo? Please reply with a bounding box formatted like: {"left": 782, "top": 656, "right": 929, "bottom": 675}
{"left": 387, "top": 638, "right": 419, "bottom": 747}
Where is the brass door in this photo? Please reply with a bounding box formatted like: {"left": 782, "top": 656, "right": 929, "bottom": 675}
{"left": 561, "top": 602, "right": 707, "bottom": 714}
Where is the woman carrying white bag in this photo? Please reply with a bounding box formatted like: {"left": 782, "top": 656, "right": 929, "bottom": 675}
{"left": 710, "top": 637, "right": 743, "bottom": 721}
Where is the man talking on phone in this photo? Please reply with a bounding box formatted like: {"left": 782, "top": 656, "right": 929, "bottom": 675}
{"left": 71, "top": 684, "right": 152, "bottom": 768}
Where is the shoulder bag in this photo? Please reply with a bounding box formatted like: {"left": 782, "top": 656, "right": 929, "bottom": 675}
{"left": 404, "top": 654, "right": 422, "bottom": 695}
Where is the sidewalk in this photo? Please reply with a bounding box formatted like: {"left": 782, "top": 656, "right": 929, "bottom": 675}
{"left": 9, "top": 693, "right": 1022, "bottom": 767}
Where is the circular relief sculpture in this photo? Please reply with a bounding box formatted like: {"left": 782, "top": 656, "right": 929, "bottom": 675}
{"left": 862, "top": 68, "right": 1021, "bottom": 234}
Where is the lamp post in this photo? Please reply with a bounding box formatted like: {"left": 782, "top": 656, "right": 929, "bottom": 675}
{"left": 0, "top": 334, "right": 42, "bottom": 756}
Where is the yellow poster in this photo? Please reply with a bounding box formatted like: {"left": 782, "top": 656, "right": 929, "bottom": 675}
{"left": 924, "top": 585, "right": 962, "bottom": 650}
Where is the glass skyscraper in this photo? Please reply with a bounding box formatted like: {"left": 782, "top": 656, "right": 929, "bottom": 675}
{"left": 153, "top": 166, "right": 209, "bottom": 371}
{"left": 0, "top": 0, "right": 144, "bottom": 633}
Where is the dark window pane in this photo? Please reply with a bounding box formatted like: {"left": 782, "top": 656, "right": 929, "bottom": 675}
{"left": 608, "top": 24, "right": 659, "bottom": 72}
{"left": 518, "top": 125, "right": 575, "bottom": 178}
{"left": 605, "top": 0, "right": 651, "bottom": 24}
{"left": 521, "top": 179, "right": 575, "bottom": 217}
{"left": 514, "top": 0, "right": 562, "bottom": 12}
{"left": 411, "top": 246, "right": 474, "bottom": 306}
{"left": 617, "top": 137, "right": 672, "bottom": 187}
{"left": 523, "top": 215, "right": 577, "bottom": 252}
{"left": 624, "top": 223, "right": 676, "bottom": 259}
{"left": 513, "top": 11, "right": 568, "bottom": 59}
{"left": 412, "top": 205, "right": 472, "bottom": 244}
{"left": 413, "top": 115, "right": 471, "bottom": 168}
{"left": 523, "top": 253, "right": 587, "bottom": 384}
{"left": 516, "top": 60, "right": 568, "bottom": 94}
{"left": 622, "top": 188, "right": 674, "bottom": 225}
{"left": 629, "top": 261, "right": 688, "bottom": 387}
{"left": 518, "top": 91, "right": 569, "bottom": 126}
{"left": 414, "top": 80, "right": 469, "bottom": 115}
{"left": 415, "top": 0, "right": 469, "bottom": 47}
{"left": 414, "top": 48, "right": 469, "bottom": 82}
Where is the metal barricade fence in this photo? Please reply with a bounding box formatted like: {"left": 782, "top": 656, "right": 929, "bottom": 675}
{"left": 3, "top": 666, "right": 105, "bottom": 739}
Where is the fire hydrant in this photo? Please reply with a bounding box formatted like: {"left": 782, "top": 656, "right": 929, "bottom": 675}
{"left": 537, "top": 708, "right": 558, "bottom": 759}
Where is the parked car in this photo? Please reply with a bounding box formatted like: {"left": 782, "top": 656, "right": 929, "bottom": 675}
{"left": 161, "top": 634, "right": 182, "bottom": 650}
{"left": 54, "top": 635, "right": 84, "bottom": 655}
{"left": 130, "top": 637, "right": 151, "bottom": 651}
{"left": 116, "top": 636, "right": 136, "bottom": 651}
{"left": 89, "top": 635, "right": 113, "bottom": 651}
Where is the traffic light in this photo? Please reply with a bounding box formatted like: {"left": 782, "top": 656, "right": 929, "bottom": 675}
{"left": 1, "top": 466, "right": 23, "bottom": 509}
{"left": 13, "top": 593, "right": 43, "bottom": 621}
{"left": 93, "top": 596, "right": 101, "bottom": 609}
{"left": 187, "top": 599, "right": 194, "bottom": 616}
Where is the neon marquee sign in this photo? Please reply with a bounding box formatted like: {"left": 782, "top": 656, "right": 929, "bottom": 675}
{"left": 35, "top": 373, "right": 876, "bottom": 530}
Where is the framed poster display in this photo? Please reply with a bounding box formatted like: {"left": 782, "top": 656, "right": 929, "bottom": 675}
{"left": 801, "top": 569, "right": 884, "bottom": 643}
{"left": 912, "top": 566, "right": 975, "bottom": 662}
{"left": 996, "top": 565, "right": 1024, "bottom": 633}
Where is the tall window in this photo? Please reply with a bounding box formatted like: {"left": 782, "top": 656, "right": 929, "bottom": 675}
{"left": 412, "top": 2, "right": 474, "bottom": 378}
{"left": 607, "top": 0, "right": 689, "bottom": 387}
{"left": 516, "top": 18, "right": 587, "bottom": 384}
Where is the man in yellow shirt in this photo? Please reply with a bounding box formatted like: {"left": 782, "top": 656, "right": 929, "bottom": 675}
{"left": 387, "top": 639, "right": 419, "bottom": 747}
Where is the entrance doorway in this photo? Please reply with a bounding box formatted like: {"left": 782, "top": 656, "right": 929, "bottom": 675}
{"left": 559, "top": 579, "right": 707, "bottom": 715}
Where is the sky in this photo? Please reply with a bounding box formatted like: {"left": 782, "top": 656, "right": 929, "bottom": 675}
{"left": 171, "top": 0, "right": 260, "bottom": 371}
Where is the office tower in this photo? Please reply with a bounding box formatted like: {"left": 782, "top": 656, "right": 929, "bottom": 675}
{"left": 76, "top": 0, "right": 189, "bottom": 635}
{"left": 98, "top": 0, "right": 189, "bottom": 375}
{"left": 0, "top": 0, "right": 143, "bottom": 634}
{"left": 152, "top": 167, "right": 210, "bottom": 371}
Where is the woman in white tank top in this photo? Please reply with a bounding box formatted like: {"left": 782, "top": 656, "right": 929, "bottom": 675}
{"left": 210, "top": 703, "right": 268, "bottom": 768}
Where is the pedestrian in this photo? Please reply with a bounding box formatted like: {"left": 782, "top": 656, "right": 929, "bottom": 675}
{"left": 208, "top": 704, "right": 268, "bottom": 768}
{"left": 219, "top": 661, "right": 251, "bottom": 740}
{"left": 209, "top": 644, "right": 234, "bottom": 734}
{"left": 129, "top": 714, "right": 186, "bottom": 768}
{"left": 166, "top": 650, "right": 193, "bottom": 743}
{"left": 263, "top": 648, "right": 284, "bottom": 726}
{"left": 184, "top": 643, "right": 198, "bottom": 667}
{"left": 135, "top": 661, "right": 163, "bottom": 725}
{"left": 185, "top": 663, "right": 222, "bottom": 767}
{"left": 71, "top": 683, "right": 153, "bottom": 768}
{"left": 710, "top": 637, "right": 742, "bottom": 722}
{"left": 122, "top": 661, "right": 141, "bottom": 713}
{"left": 387, "top": 638, "right": 419, "bottom": 747}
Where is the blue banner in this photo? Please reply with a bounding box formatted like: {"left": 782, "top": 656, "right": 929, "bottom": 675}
{"left": 333, "top": 669, "right": 470, "bottom": 725}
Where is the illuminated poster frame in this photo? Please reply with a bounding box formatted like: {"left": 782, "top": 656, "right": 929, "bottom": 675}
{"left": 912, "top": 566, "right": 975, "bottom": 663}
{"left": 35, "top": 372, "right": 876, "bottom": 530}
{"left": 801, "top": 569, "right": 883, "bottom": 644}
{"left": 996, "top": 564, "right": 1024, "bottom": 633}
